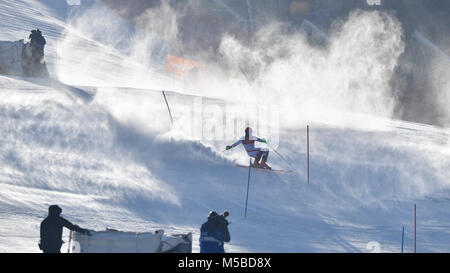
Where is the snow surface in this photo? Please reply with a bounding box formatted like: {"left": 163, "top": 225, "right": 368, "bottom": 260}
{"left": 0, "top": 0, "right": 449, "bottom": 253}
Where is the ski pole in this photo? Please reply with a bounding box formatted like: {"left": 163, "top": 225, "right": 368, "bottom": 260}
{"left": 266, "top": 143, "right": 293, "bottom": 166}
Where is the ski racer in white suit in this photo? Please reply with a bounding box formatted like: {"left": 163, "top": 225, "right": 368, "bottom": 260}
{"left": 226, "top": 127, "right": 271, "bottom": 169}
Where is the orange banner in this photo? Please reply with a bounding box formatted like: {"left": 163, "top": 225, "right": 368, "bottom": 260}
{"left": 165, "top": 54, "right": 201, "bottom": 77}
{"left": 290, "top": 1, "right": 310, "bottom": 15}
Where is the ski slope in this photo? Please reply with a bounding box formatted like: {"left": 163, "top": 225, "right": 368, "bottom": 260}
{"left": 0, "top": 0, "right": 450, "bottom": 253}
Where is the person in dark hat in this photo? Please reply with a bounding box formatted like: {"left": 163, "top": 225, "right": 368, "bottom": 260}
{"left": 39, "top": 205, "right": 91, "bottom": 253}
{"left": 199, "top": 210, "right": 230, "bottom": 253}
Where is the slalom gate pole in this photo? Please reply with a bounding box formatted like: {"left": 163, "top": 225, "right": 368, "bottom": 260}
{"left": 307, "top": 125, "right": 310, "bottom": 184}
{"left": 162, "top": 91, "right": 174, "bottom": 126}
{"left": 414, "top": 204, "right": 417, "bottom": 253}
{"left": 267, "top": 143, "right": 292, "bottom": 167}
{"left": 401, "top": 226, "right": 404, "bottom": 253}
{"left": 244, "top": 158, "right": 252, "bottom": 219}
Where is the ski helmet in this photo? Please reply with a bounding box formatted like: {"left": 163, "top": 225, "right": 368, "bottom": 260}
{"left": 245, "top": 127, "right": 252, "bottom": 136}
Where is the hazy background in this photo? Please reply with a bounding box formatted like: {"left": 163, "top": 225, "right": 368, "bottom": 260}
{"left": 91, "top": 0, "right": 450, "bottom": 128}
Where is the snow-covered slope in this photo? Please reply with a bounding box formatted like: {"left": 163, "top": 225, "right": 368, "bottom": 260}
{"left": 0, "top": 0, "right": 177, "bottom": 89}
{"left": 0, "top": 0, "right": 449, "bottom": 253}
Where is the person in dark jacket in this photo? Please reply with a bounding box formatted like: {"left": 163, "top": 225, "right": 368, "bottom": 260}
{"left": 29, "top": 29, "right": 46, "bottom": 52}
{"left": 22, "top": 29, "right": 49, "bottom": 77}
{"left": 39, "top": 205, "right": 90, "bottom": 253}
{"left": 199, "top": 210, "right": 230, "bottom": 253}
{"left": 28, "top": 29, "right": 46, "bottom": 66}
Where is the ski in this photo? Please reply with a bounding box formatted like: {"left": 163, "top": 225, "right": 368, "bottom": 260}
{"left": 235, "top": 164, "right": 293, "bottom": 174}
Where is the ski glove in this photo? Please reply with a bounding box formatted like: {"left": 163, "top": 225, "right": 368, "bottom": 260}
{"left": 261, "top": 138, "right": 267, "bottom": 143}
{"left": 226, "top": 146, "right": 232, "bottom": 150}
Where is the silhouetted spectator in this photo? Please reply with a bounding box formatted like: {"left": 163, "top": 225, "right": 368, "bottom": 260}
{"left": 29, "top": 29, "right": 46, "bottom": 52}
{"left": 199, "top": 210, "right": 230, "bottom": 253}
{"left": 39, "top": 205, "right": 90, "bottom": 253}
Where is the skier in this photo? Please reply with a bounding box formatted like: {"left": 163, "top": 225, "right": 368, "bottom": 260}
{"left": 39, "top": 205, "right": 91, "bottom": 253}
{"left": 199, "top": 211, "right": 230, "bottom": 253}
{"left": 226, "top": 127, "right": 271, "bottom": 169}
